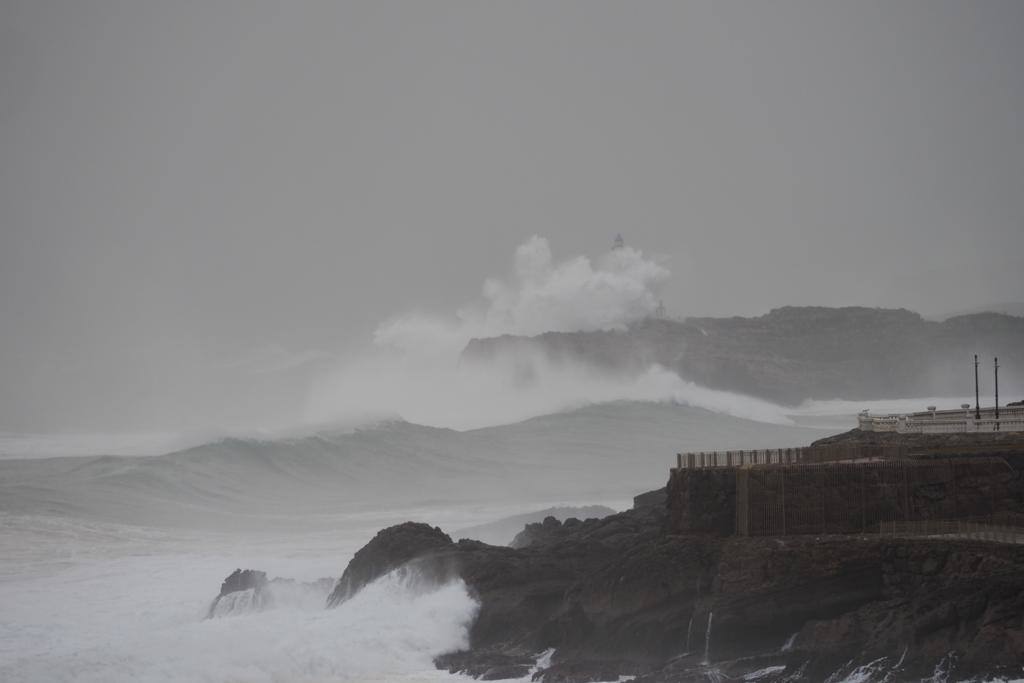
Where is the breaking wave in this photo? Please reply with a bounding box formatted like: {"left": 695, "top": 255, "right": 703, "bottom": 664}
{"left": 0, "top": 565, "right": 478, "bottom": 683}
{"left": 0, "top": 402, "right": 830, "bottom": 529}
{"left": 306, "top": 236, "right": 682, "bottom": 431}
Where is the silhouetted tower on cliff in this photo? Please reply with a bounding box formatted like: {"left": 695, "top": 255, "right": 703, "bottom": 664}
{"left": 995, "top": 357, "right": 1000, "bottom": 430}
{"left": 975, "top": 355, "right": 981, "bottom": 420}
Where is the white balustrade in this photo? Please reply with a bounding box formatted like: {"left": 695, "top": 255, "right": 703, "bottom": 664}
{"left": 858, "top": 405, "right": 1024, "bottom": 434}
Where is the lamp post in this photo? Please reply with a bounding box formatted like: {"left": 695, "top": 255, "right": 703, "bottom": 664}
{"left": 995, "top": 357, "right": 1000, "bottom": 431}
{"left": 975, "top": 354, "right": 981, "bottom": 421}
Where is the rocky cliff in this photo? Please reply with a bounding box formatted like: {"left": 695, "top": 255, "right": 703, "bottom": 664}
{"left": 462, "top": 307, "right": 1024, "bottom": 405}
{"left": 292, "top": 501, "right": 1024, "bottom": 682}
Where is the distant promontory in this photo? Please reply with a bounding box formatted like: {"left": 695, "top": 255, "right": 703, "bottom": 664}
{"left": 462, "top": 307, "right": 1024, "bottom": 404}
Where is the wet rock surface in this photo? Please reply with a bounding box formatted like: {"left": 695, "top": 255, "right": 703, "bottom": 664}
{"left": 217, "top": 568, "right": 267, "bottom": 597}
{"left": 206, "top": 568, "right": 333, "bottom": 618}
{"left": 320, "top": 502, "right": 1024, "bottom": 681}
{"left": 434, "top": 651, "right": 535, "bottom": 680}
{"left": 206, "top": 569, "right": 270, "bottom": 618}
{"left": 326, "top": 521, "right": 453, "bottom": 607}
{"left": 208, "top": 472, "right": 1024, "bottom": 681}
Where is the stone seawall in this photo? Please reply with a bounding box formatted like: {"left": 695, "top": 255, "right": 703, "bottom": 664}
{"left": 667, "top": 468, "right": 735, "bottom": 535}
{"left": 668, "top": 456, "right": 1024, "bottom": 537}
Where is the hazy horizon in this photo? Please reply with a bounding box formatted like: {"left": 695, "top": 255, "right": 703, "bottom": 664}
{"left": 3, "top": 1, "right": 1023, "bottom": 432}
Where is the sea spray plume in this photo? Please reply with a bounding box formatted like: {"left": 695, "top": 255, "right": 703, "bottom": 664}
{"left": 305, "top": 236, "right": 793, "bottom": 429}
{"left": 307, "top": 236, "right": 672, "bottom": 429}
{"left": 306, "top": 350, "right": 794, "bottom": 430}
{"left": 9, "top": 567, "right": 480, "bottom": 683}
{"left": 373, "top": 235, "right": 670, "bottom": 354}
{"left": 477, "top": 235, "right": 670, "bottom": 339}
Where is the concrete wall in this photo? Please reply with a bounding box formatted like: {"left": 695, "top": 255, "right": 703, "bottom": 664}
{"left": 668, "top": 457, "right": 1024, "bottom": 537}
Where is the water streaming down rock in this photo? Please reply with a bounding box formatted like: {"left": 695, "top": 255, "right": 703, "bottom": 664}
{"left": 206, "top": 570, "right": 336, "bottom": 619}
{"left": 923, "top": 652, "right": 957, "bottom": 683}
{"left": 530, "top": 649, "right": 555, "bottom": 676}
{"left": 685, "top": 613, "right": 694, "bottom": 652}
{"left": 703, "top": 611, "right": 714, "bottom": 665}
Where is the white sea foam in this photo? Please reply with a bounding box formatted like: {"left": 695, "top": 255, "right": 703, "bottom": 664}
{"left": 0, "top": 542, "right": 478, "bottom": 683}
{"left": 307, "top": 353, "right": 795, "bottom": 431}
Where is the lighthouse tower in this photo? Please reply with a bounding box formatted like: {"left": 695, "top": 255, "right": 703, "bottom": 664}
{"left": 612, "top": 233, "right": 625, "bottom": 250}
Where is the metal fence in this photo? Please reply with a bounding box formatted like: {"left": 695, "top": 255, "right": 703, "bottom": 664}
{"left": 675, "top": 443, "right": 910, "bottom": 470}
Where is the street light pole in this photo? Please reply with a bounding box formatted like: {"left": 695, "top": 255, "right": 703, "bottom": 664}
{"left": 975, "top": 354, "right": 981, "bottom": 420}
{"left": 995, "top": 357, "right": 1000, "bottom": 430}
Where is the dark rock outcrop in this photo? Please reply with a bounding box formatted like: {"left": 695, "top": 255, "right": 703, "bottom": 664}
{"left": 218, "top": 568, "right": 267, "bottom": 596}
{"left": 207, "top": 568, "right": 334, "bottom": 618}
{"left": 326, "top": 522, "right": 453, "bottom": 607}
{"left": 509, "top": 515, "right": 564, "bottom": 549}
{"left": 318, "top": 500, "right": 1024, "bottom": 682}
{"left": 434, "top": 651, "right": 535, "bottom": 680}
{"left": 456, "top": 506, "right": 617, "bottom": 547}
{"left": 206, "top": 569, "right": 269, "bottom": 618}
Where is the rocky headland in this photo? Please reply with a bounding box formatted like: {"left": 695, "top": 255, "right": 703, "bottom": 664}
{"left": 316, "top": 506, "right": 1024, "bottom": 681}
{"left": 210, "top": 431, "right": 1024, "bottom": 681}
{"left": 461, "top": 307, "right": 1024, "bottom": 405}
{"left": 456, "top": 506, "right": 618, "bottom": 547}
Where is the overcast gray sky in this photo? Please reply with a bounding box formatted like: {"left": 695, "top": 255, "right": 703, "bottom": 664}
{"left": 2, "top": 1, "right": 1023, "bottom": 432}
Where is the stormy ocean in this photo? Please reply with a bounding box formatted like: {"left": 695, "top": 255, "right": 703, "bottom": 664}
{"left": 0, "top": 230, "right": 996, "bottom": 682}
{"left": 4, "top": 392, "right": 971, "bottom": 683}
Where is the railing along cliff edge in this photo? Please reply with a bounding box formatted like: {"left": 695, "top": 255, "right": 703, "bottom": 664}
{"left": 858, "top": 405, "right": 1024, "bottom": 434}
{"left": 674, "top": 443, "right": 907, "bottom": 470}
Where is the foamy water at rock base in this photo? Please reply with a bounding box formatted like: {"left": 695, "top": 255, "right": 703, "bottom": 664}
{"left": 0, "top": 512, "right": 484, "bottom": 683}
